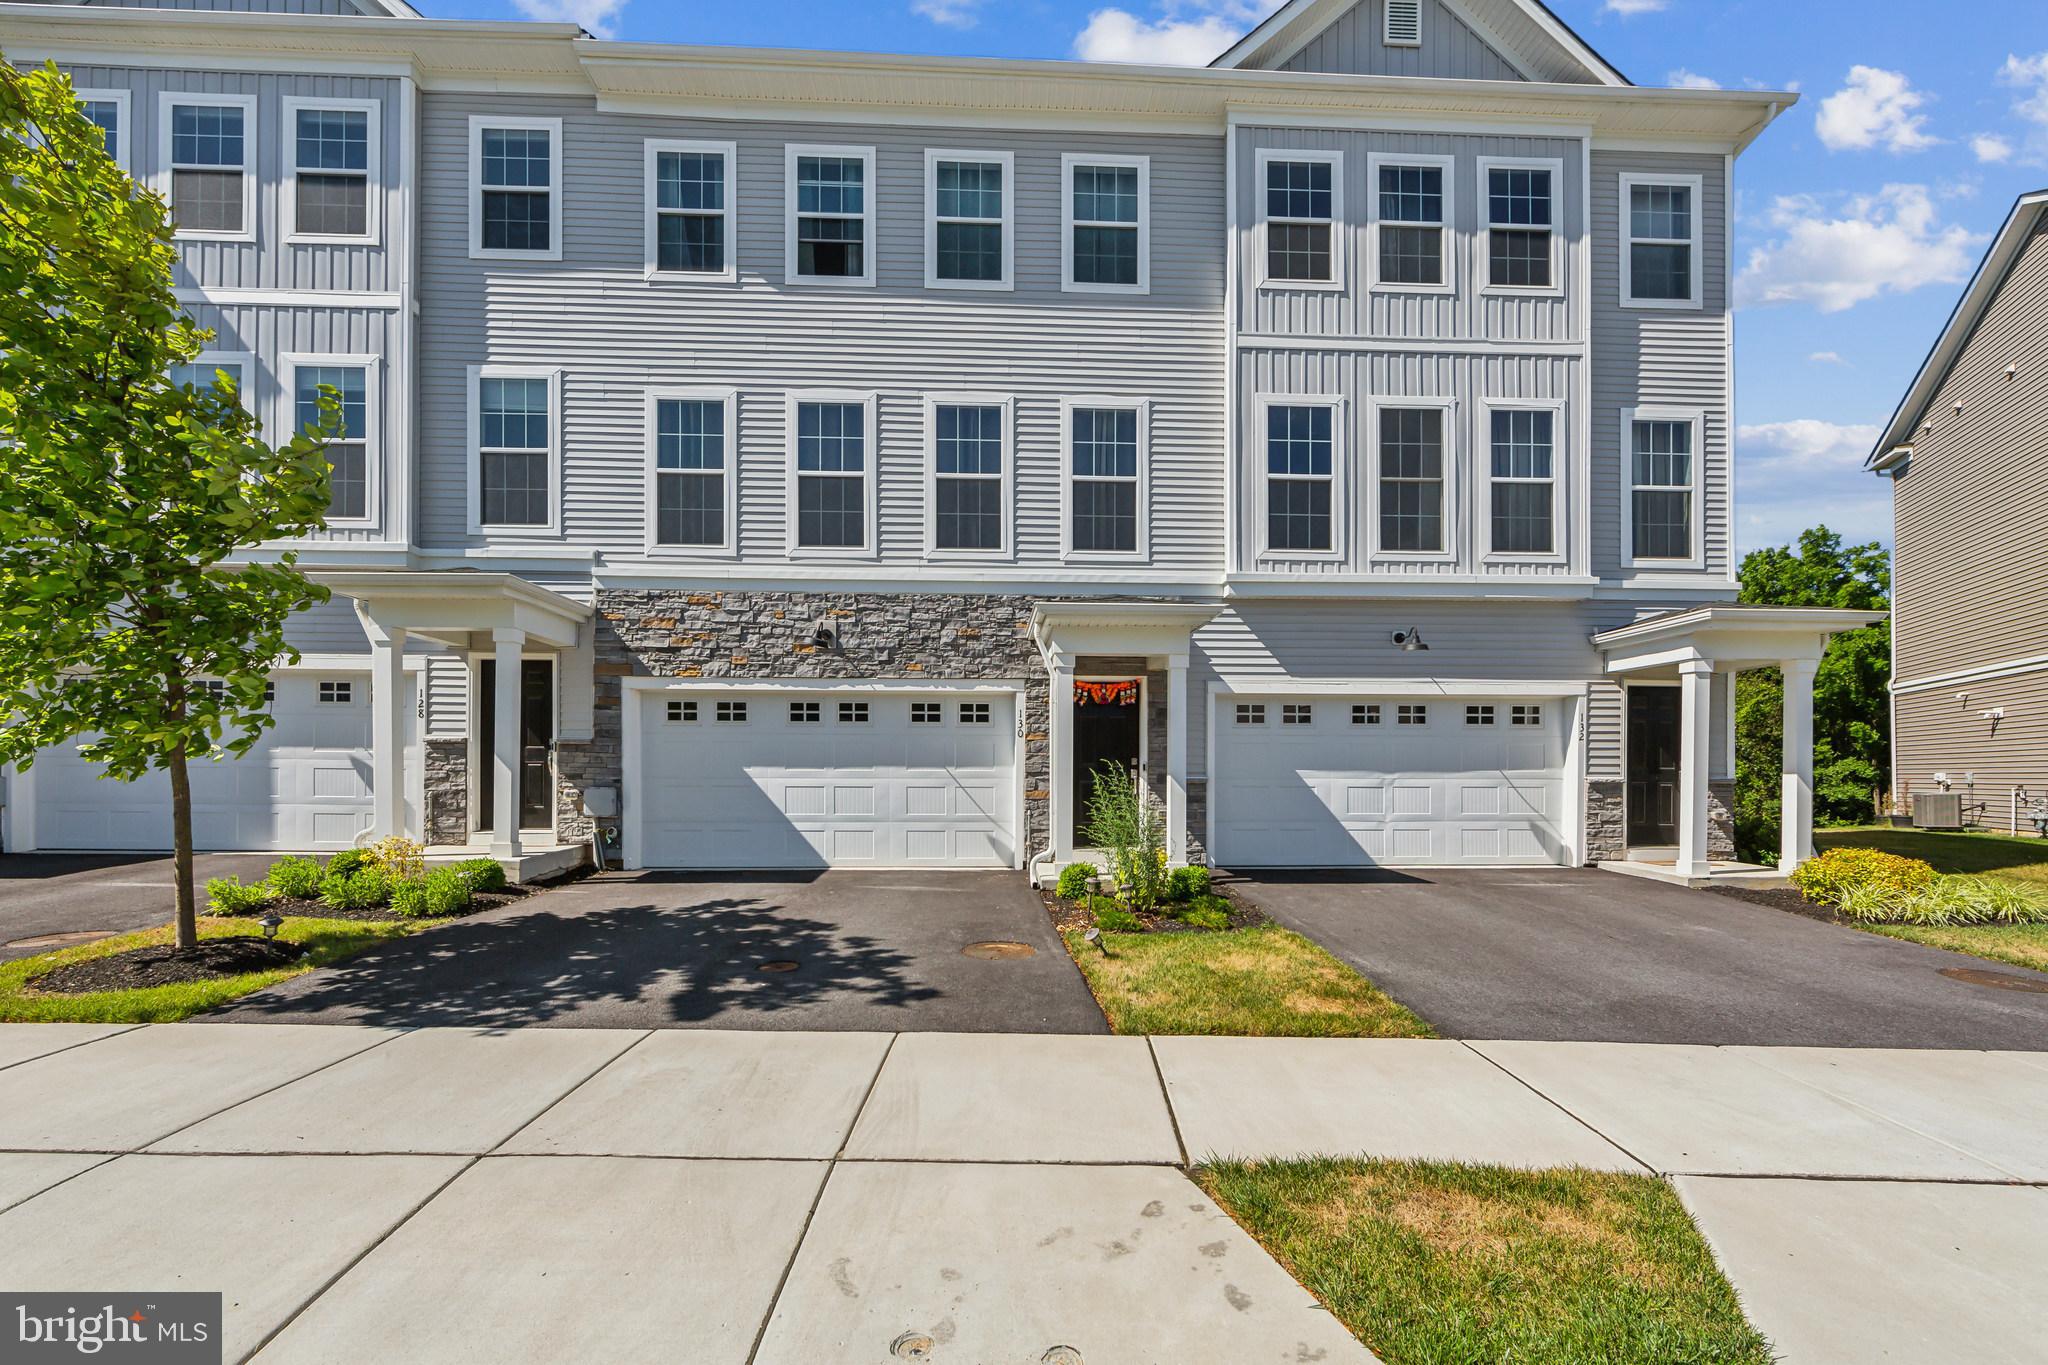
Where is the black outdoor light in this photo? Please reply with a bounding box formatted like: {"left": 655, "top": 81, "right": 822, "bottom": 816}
{"left": 1393, "top": 628, "right": 1430, "bottom": 652}
{"left": 258, "top": 912, "right": 283, "bottom": 941}
{"left": 811, "top": 619, "right": 838, "bottom": 650}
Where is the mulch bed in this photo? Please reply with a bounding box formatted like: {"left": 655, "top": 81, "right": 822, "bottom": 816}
{"left": 1706, "top": 884, "right": 1849, "bottom": 924}
{"left": 216, "top": 885, "right": 535, "bottom": 924}
{"left": 1042, "top": 884, "right": 1268, "bottom": 935}
{"left": 29, "top": 937, "right": 305, "bottom": 994}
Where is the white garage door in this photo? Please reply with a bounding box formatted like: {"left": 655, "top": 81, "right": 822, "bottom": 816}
{"left": 1212, "top": 695, "right": 1568, "bottom": 868}
{"left": 29, "top": 672, "right": 387, "bottom": 852}
{"left": 638, "top": 689, "right": 1017, "bottom": 869}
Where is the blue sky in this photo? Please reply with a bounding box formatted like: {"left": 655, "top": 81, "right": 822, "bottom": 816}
{"left": 428, "top": 0, "right": 2048, "bottom": 558}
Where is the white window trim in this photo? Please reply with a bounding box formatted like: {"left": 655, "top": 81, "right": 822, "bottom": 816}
{"left": 73, "top": 88, "right": 130, "bottom": 172}
{"left": 1253, "top": 393, "right": 1347, "bottom": 563}
{"left": 784, "top": 390, "right": 880, "bottom": 558}
{"left": 1618, "top": 172, "right": 1704, "bottom": 312}
{"left": 1060, "top": 152, "right": 1151, "bottom": 296}
{"left": 157, "top": 91, "right": 257, "bottom": 243}
{"left": 1366, "top": 151, "right": 1456, "bottom": 295}
{"left": 468, "top": 115, "right": 563, "bottom": 263}
{"left": 283, "top": 352, "right": 380, "bottom": 528}
{"left": 642, "top": 387, "right": 739, "bottom": 558}
{"left": 466, "top": 363, "right": 564, "bottom": 538}
{"left": 785, "top": 143, "right": 877, "bottom": 289}
{"left": 280, "top": 96, "right": 381, "bottom": 246}
{"left": 178, "top": 349, "right": 257, "bottom": 415}
{"left": 923, "top": 392, "right": 1015, "bottom": 561}
{"left": 1254, "top": 148, "right": 1344, "bottom": 293}
{"left": 643, "top": 137, "right": 737, "bottom": 283}
{"left": 1620, "top": 404, "right": 1707, "bottom": 570}
{"left": 1476, "top": 155, "right": 1564, "bottom": 298}
{"left": 1058, "top": 395, "right": 1151, "bottom": 564}
{"left": 1366, "top": 395, "right": 1459, "bottom": 563}
{"left": 1480, "top": 397, "right": 1567, "bottom": 565}
{"left": 924, "top": 148, "right": 1014, "bottom": 292}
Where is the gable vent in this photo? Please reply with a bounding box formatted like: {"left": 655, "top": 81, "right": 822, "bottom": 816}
{"left": 1384, "top": 0, "right": 1422, "bottom": 46}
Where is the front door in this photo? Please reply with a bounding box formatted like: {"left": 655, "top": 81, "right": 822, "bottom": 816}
{"left": 477, "top": 658, "right": 555, "bottom": 833}
{"left": 1626, "top": 685, "right": 1681, "bottom": 847}
{"left": 1073, "top": 680, "right": 1142, "bottom": 845}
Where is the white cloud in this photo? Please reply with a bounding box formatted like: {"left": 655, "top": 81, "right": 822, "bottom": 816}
{"left": 1605, "top": 0, "right": 1667, "bottom": 14}
{"left": 1999, "top": 51, "right": 2048, "bottom": 161}
{"left": 1808, "top": 351, "right": 1848, "bottom": 365}
{"left": 1074, "top": 9, "right": 1244, "bottom": 64}
{"left": 913, "top": 0, "right": 983, "bottom": 28}
{"left": 1736, "top": 184, "right": 1982, "bottom": 313}
{"left": 1815, "top": 66, "right": 1939, "bottom": 153}
{"left": 1668, "top": 69, "right": 1721, "bottom": 90}
{"left": 1737, "top": 420, "right": 1890, "bottom": 553}
{"left": 1971, "top": 133, "right": 2015, "bottom": 164}
{"left": 511, "top": 0, "right": 626, "bottom": 37}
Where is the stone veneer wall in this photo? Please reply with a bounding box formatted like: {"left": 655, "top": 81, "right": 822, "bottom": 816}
{"left": 1582, "top": 777, "right": 1740, "bottom": 864}
{"left": 422, "top": 739, "right": 468, "bottom": 847}
{"left": 1707, "top": 778, "right": 1737, "bottom": 862}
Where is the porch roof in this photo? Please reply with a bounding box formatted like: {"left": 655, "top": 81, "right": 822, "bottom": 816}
{"left": 311, "top": 570, "right": 591, "bottom": 650}
{"left": 1594, "top": 605, "right": 1885, "bottom": 675}
{"left": 1030, "top": 600, "right": 1223, "bottom": 663}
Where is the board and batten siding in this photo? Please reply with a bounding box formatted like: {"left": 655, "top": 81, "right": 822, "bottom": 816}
{"left": 56, "top": 64, "right": 404, "bottom": 296}
{"left": 1889, "top": 216, "right": 2048, "bottom": 683}
{"left": 1588, "top": 150, "right": 1730, "bottom": 580}
{"left": 1277, "top": 0, "right": 1524, "bottom": 81}
{"left": 415, "top": 96, "right": 1227, "bottom": 576}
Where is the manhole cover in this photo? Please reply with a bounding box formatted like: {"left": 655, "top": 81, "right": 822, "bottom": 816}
{"left": 1940, "top": 966, "right": 2048, "bottom": 994}
{"left": 1043, "top": 1349, "right": 1086, "bottom": 1365}
{"left": 758, "top": 960, "right": 801, "bottom": 973}
{"left": 962, "top": 940, "right": 1037, "bottom": 960}
{"left": 4, "top": 931, "right": 115, "bottom": 951}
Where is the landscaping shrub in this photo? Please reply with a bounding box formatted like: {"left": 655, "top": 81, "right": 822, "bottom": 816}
{"left": 1080, "top": 761, "right": 1167, "bottom": 911}
{"left": 325, "top": 848, "right": 370, "bottom": 879}
{"left": 319, "top": 866, "right": 395, "bottom": 911}
{"left": 205, "top": 875, "right": 273, "bottom": 915}
{"left": 1790, "top": 846, "right": 1935, "bottom": 906}
{"left": 387, "top": 879, "right": 430, "bottom": 919}
{"left": 362, "top": 835, "right": 426, "bottom": 882}
{"left": 420, "top": 868, "right": 472, "bottom": 916}
{"left": 265, "top": 855, "right": 323, "bottom": 900}
{"left": 1092, "top": 903, "right": 1142, "bottom": 932}
{"left": 1838, "top": 875, "right": 2048, "bottom": 927}
{"left": 1055, "top": 862, "right": 1099, "bottom": 901}
{"left": 450, "top": 857, "right": 508, "bottom": 895}
{"left": 1175, "top": 903, "right": 1232, "bottom": 930}
{"left": 1165, "top": 865, "right": 1211, "bottom": 902}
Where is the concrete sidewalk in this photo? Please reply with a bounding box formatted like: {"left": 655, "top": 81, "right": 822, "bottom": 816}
{"left": 1, "top": 1025, "right": 2043, "bottom": 1363}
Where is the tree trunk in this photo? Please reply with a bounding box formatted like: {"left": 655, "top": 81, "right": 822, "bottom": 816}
{"left": 167, "top": 741, "right": 197, "bottom": 952}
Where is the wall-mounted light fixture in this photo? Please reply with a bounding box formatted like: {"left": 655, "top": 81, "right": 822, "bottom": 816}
{"left": 1392, "top": 629, "right": 1430, "bottom": 652}
{"left": 811, "top": 620, "right": 839, "bottom": 651}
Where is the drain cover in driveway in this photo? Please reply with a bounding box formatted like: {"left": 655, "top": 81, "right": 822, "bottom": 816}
{"left": 1940, "top": 966, "right": 2048, "bottom": 994}
{"left": 962, "top": 941, "right": 1036, "bottom": 960}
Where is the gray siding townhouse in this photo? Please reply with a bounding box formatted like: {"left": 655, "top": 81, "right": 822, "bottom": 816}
{"left": 1870, "top": 191, "right": 2048, "bottom": 823}
{"left": 0, "top": 0, "right": 1877, "bottom": 882}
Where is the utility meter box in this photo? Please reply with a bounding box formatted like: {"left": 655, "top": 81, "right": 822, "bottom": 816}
{"left": 580, "top": 787, "right": 618, "bottom": 819}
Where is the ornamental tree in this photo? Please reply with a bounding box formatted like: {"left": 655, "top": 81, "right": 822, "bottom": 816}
{"left": 0, "top": 59, "right": 339, "bottom": 951}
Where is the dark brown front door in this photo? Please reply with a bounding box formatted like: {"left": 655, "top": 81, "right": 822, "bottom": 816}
{"left": 1073, "top": 684, "right": 1142, "bottom": 845}
{"left": 477, "top": 658, "right": 554, "bottom": 833}
{"left": 1626, "top": 685, "right": 1681, "bottom": 847}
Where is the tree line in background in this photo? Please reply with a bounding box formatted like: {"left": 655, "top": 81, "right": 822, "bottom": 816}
{"left": 1733, "top": 527, "right": 1892, "bottom": 863}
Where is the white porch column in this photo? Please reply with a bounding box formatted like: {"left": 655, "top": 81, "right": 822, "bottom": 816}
{"left": 1165, "top": 652, "right": 1189, "bottom": 865}
{"left": 366, "top": 619, "right": 407, "bottom": 839}
{"left": 1676, "top": 658, "right": 1715, "bottom": 878}
{"left": 1780, "top": 657, "right": 1818, "bottom": 872}
{"left": 1047, "top": 653, "right": 1075, "bottom": 866}
{"left": 491, "top": 627, "right": 525, "bottom": 859}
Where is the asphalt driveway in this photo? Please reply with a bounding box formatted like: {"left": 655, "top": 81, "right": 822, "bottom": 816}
{"left": 214, "top": 869, "right": 1108, "bottom": 1033}
{"left": 0, "top": 852, "right": 278, "bottom": 962}
{"left": 1233, "top": 867, "right": 2048, "bottom": 1049}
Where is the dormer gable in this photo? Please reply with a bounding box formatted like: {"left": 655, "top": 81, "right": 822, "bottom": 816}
{"left": 1213, "top": 0, "right": 1628, "bottom": 86}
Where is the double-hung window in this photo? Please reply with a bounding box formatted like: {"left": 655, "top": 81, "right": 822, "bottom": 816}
{"left": 646, "top": 140, "right": 735, "bottom": 279}
{"left": 1065, "top": 403, "right": 1144, "bottom": 557}
{"left": 930, "top": 399, "right": 1008, "bottom": 554}
{"left": 1481, "top": 159, "right": 1557, "bottom": 291}
{"left": 1261, "top": 152, "right": 1340, "bottom": 286}
{"left": 648, "top": 391, "right": 735, "bottom": 552}
{"left": 169, "top": 352, "right": 251, "bottom": 405}
{"left": 1377, "top": 405, "right": 1447, "bottom": 555}
{"left": 1627, "top": 411, "right": 1700, "bottom": 564}
{"left": 790, "top": 397, "right": 873, "bottom": 553}
{"left": 1371, "top": 155, "right": 1451, "bottom": 289}
{"left": 285, "top": 100, "right": 375, "bottom": 241}
{"left": 1063, "top": 154, "right": 1148, "bottom": 293}
{"left": 162, "top": 95, "right": 254, "bottom": 239}
{"left": 1488, "top": 408, "right": 1556, "bottom": 556}
{"left": 75, "top": 89, "right": 127, "bottom": 168}
{"left": 1264, "top": 402, "right": 1336, "bottom": 554}
{"left": 470, "top": 367, "right": 558, "bottom": 533}
{"left": 787, "top": 146, "right": 874, "bottom": 285}
{"left": 927, "top": 151, "right": 1012, "bottom": 289}
{"left": 291, "top": 358, "right": 373, "bottom": 523}
{"left": 1621, "top": 174, "right": 1702, "bottom": 308}
{"left": 471, "top": 117, "right": 560, "bottom": 259}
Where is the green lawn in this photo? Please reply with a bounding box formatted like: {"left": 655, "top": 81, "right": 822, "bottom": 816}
{"left": 1200, "top": 1158, "right": 1773, "bottom": 1365}
{"left": 1814, "top": 828, "right": 2048, "bottom": 971}
{"left": 0, "top": 915, "right": 427, "bottom": 1022}
{"left": 1864, "top": 923, "right": 2048, "bottom": 974}
{"left": 1060, "top": 923, "right": 1434, "bottom": 1038}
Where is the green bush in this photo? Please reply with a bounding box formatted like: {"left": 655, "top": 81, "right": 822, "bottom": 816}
{"left": 450, "top": 857, "right": 508, "bottom": 895}
{"left": 1080, "top": 760, "right": 1167, "bottom": 911}
{"left": 1165, "top": 865, "right": 1211, "bottom": 902}
{"left": 325, "top": 848, "right": 370, "bottom": 879}
{"left": 387, "top": 880, "right": 430, "bottom": 918}
{"left": 204, "top": 875, "right": 273, "bottom": 915}
{"left": 421, "top": 867, "right": 473, "bottom": 916}
{"left": 1840, "top": 875, "right": 2048, "bottom": 927}
{"left": 265, "top": 855, "right": 323, "bottom": 900}
{"left": 1055, "top": 862, "right": 1099, "bottom": 901}
{"left": 319, "top": 866, "right": 394, "bottom": 911}
{"left": 1092, "top": 903, "right": 1142, "bottom": 932}
{"left": 1790, "top": 846, "right": 1935, "bottom": 906}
